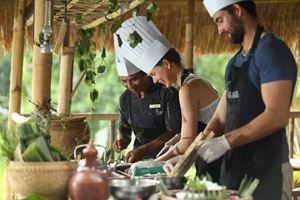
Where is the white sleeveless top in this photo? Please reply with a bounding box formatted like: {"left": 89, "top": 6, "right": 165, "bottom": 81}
{"left": 182, "top": 73, "right": 220, "bottom": 124}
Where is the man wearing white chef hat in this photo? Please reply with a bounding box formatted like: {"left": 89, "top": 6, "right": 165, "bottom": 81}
{"left": 197, "top": 0, "right": 297, "bottom": 199}
{"left": 112, "top": 36, "right": 181, "bottom": 163}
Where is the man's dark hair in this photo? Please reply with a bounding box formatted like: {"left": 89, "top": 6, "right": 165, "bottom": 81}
{"left": 157, "top": 48, "right": 181, "bottom": 65}
{"left": 221, "top": 1, "right": 258, "bottom": 20}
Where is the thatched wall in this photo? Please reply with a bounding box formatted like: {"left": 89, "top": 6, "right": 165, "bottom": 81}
{"left": 1, "top": 0, "right": 300, "bottom": 59}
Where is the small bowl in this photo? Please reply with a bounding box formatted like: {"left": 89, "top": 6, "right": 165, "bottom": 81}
{"left": 160, "top": 176, "right": 187, "bottom": 190}
{"left": 110, "top": 179, "right": 157, "bottom": 200}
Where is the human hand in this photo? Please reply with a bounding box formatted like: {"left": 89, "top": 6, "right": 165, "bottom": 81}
{"left": 156, "top": 134, "right": 181, "bottom": 157}
{"left": 163, "top": 155, "right": 182, "bottom": 174}
{"left": 112, "top": 138, "right": 128, "bottom": 152}
{"left": 197, "top": 135, "right": 231, "bottom": 163}
{"left": 125, "top": 147, "right": 145, "bottom": 163}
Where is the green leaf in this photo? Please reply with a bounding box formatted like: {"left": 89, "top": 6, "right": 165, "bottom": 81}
{"left": 78, "top": 59, "right": 85, "bottom": 72}
{"left": 85, "top": 71, "right": 95, "bottom": 86}
{"left": 117, "top": 34, "right": 122, "bottom": 47}
{"left": 146, "top": 2, "right": 158, "bottom": 21}
{"left": 98, "top": 24, "right": 106, "bottom": 33}
{"left": 23, "top": 193, "right": 47, "bottom": 200}
{"left": 75, "top": 14, "right": 82, "bottom": 24}
{"left": 101, "top": 47, "right": 106, "bottom": 59}
{"left": 97, "top": 65, "right": 106, "bottom": 74}
{"left": 110, "top": 20, "right": 121, "bottom": 33}
{"left": 90, "top": 89, "right": 99, "bottom": 102}
{"left": 127, "top": 31, "right": 143, "bottom": 48}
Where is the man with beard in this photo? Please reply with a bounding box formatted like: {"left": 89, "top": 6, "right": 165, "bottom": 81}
{"left": 197, "top": 0, "right": 297, "bottom": 199}
{"left": 112, "top": 48, "right": 181, "bottom": 163}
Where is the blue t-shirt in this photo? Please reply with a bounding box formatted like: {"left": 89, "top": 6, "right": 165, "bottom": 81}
{"left": 225, "top": 32, "right": 297, "bottom": 92}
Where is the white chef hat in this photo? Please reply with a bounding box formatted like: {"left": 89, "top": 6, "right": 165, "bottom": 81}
{"left": 113, "top": 34, "right": 141, "bottom": 76}
{"left": 114, "top": 16, "right": 171, "bottom": 74}
{"left": 203, "top": 0, "right": 252, "bottom": 17}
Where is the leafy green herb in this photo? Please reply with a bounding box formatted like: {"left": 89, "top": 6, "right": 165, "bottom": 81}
{"left": 128, "top": 31, "right": 142, "bottom": 48}
{"left": 0, "top": 123, "right": 18, "bottom": 163}
{"left": 186, "top": 176, "right": 207, "bottom": 190}
{"left": 146, "top": 2, "right": 158, "bottom": 21}
{"left": 239, "top": 175, "right": 260, "bottom": 197}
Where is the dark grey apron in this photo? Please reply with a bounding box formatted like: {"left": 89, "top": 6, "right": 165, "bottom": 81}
{"left": 221, "top": 26, "right": 288, "bottom": 200}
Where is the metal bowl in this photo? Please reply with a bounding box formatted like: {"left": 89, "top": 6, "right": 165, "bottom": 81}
{"left": 160, "top": 176, "right": 187, "bottom": 190}
{"left": 110, "top": 179, "right": 157, "bottom": 200}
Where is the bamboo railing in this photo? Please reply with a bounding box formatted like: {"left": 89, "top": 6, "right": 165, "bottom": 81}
{"left": 289, "top": 111, "right": 300, "bottom": 158}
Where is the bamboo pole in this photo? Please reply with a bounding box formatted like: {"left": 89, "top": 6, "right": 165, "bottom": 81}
{"left": 184, "top": 0, "right": 195, "bottom": 70}
{"left": 32, "top": 0, "right": 52, "bottom": 111}
{"left": 8, "top": 0, "right": 26, "bottom": 119}
{"left": 57, "top": 47, "right": 75, "bottom": 115}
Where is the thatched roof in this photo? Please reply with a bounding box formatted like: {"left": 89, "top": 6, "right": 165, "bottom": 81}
{"left": 0, "top": 0, "right": 300, "bottom": 58}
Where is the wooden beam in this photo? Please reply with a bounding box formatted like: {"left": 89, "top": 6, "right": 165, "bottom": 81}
{"left": 81, "top": 0, "right": 145, "bottom": 30}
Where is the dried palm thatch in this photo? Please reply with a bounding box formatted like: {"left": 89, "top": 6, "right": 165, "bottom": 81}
{"left": 0, "top": 0, "right": 300, "bottom": 59}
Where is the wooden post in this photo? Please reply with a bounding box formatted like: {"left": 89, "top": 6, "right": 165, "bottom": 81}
{"left": 184, "top": 0, "right": 195, "bottom": 71}
{"left": 7, "top": 1, "right": 26, "bottom": 199}
{"left": 8, "top": 0, "right": 26, "bottom": 118}
{"left": 57, "top": 47, "right": 75, "bottom": 115}
{"left": 32, "top": 0, "right": 52, "bottom": 111}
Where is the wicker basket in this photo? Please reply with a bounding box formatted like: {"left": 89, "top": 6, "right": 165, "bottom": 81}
{"left": 7, "top": 161, "right": 77, "bottom": 200}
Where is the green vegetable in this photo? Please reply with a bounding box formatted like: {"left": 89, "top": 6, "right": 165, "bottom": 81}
{"left": 22, "top": 193, "right": 46, "bottom": 200}
{"left": 186, "top": 176, "right": 207, "bottom": 190}
{"left": 239, "top": 175, "right": 260, "bottom": 197}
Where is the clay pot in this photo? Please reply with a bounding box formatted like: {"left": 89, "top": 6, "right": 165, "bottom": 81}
{"left": 50, "top": 116, "right": 90, "bottom": 158}
{"left": 68, "top": 142, "right": 110, "bottom": 200}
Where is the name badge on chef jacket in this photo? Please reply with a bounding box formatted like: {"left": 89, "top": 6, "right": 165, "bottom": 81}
{"left": 149, "top": 104, "right": 163, "bottom": 115}
{"left": 149, "top": 104, "right": 161, "bottom": 109}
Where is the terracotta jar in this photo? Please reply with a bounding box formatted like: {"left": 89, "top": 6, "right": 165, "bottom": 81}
{"left": 68, "top": 142, "right": 110, "bottom": 200}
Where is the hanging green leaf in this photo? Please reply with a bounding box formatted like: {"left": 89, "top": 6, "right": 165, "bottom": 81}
{"left": 97, "top": 65, "right": 106, "bottom": 74}
{"left": 98, "top": 24, "right": 106, "bottom": 33}
{"left": 78, "top": 59, "right": 85, "bottom": 72}
{"left": 90, "top": 89, "right": 99, "bottom": 102}
{"left": 85, "top": 71, "right": 95, "bottom": 86}
{"left": 75, "top": 14, "right": 82, "bottom": 24}
{"left": 101, "top": 47, "right": 106, "bottom": 59}
{"left": 110, "top": 20, "right": 121, "bottom": 33}
{"left": 117, "top": 34, "right": 123, "bottom": 47}
{"left": 127, "top": 31, "right": 143, "bottom": 48}
{"left": 106, "top": 0, "right": 120, "bottom": 14}
{"left": 146, "top": 2, "right": 158, "bottom": 21}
